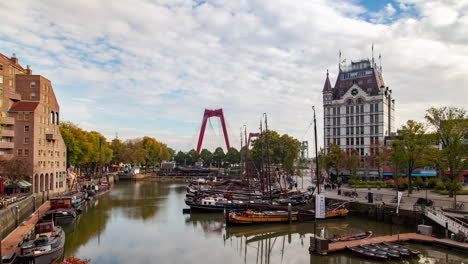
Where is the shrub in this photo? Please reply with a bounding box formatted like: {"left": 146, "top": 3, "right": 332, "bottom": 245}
{"left": 427, "top": 178, "right": 439, "bottom": 189}
{"left": 435, "top": 182, "right": 446, "bottom": 191}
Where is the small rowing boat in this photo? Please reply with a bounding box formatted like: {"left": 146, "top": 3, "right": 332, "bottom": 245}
{"left": 347, "top": 246, "right": 388, "bottom": 260}
{"left": 328, "top": 231, "right": 373, "bottom": 243}
{"left": 383, "top": 242, "right": 420, "bottom": 255}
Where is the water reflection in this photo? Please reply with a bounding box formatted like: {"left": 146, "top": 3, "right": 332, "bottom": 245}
{"left": 63, "top": 181, "right": 467, "bottom": 264}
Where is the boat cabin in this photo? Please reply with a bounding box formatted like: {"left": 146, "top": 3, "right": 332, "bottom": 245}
{"left": 35, "top": 222, "right": 54, "bottom": 236}
{"left": 50, "top": 197, "right": 73, "bottom": 210}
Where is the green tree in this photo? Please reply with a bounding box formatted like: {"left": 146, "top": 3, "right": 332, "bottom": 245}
{"left": 324, "top": 143, "right": 346, "bottom": 182}
{"left": 212, "top": 147, "right": 226, "bottom": 167}
{"left": 123, "top": 138, "right": 147, "bottom": 166}
{"left": 346, "top": 149, "right": 361, "bottom": 192}
{"left": 174, "top": 151, "right": 187, "bottom": 166}
{"left": 425, "top": 107, "right": 467, "bottom": 203}
{"left": 187, "top": 149, "right": 199, "bottom": 166}
{"left": 389, "top": 141, "right": 406, "bottom": 190}
{"left": 250, "top": 130, "right": 301, "bottom": 176}
{"left": 142, "top": 136, "right": 161, "bottom": 171}
{"left": 396, "top": 120, "right": 429, "bottom": 194}
{"left": 110, "top": 139, "right": 125, "bottom": 165}
{"left": 225, "top": 147, "right": 240, "bottom": 165}
{"left": 199, "top": 149, "right": 213, "bottom": 167}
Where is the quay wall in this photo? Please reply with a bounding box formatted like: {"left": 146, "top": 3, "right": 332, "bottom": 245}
{"left": 0, "top": 194, "right": 43, "bottom": 237}
{"left": 328, "top": 197, "right": 459, "bottom": 236}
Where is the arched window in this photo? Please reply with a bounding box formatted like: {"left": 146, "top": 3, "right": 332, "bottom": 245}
{"left": 56, "top": 112, "right": 59, "bottom": 125}
{"left": 357, "top": 98, "right": 363, "bottom": 104}
{"left": 50, "top": 111, "right": 55, "bottom": 124}
{"left": 347, "top": 99, "right": 353, "bottom": 105}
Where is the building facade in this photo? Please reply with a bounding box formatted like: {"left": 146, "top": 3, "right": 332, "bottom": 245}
{"left": 0, "top": 53, "right": 67, "bottom": 193}
{"left": 322, "top": 58, "right": 395, "bottom": 158}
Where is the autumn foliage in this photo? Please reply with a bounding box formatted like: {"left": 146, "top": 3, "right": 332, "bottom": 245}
{"left": 61, "top": 257, "right": 90, "bottom": 264}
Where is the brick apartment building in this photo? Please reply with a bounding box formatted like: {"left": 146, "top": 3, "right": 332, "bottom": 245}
{"left": 0, "top": 52, "right": 67, "bottom": 193}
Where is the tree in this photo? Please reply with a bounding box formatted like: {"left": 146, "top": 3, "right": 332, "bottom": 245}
{"left": 396, "top": 120, "right": 429, "bottom": 194}
{"left": 225, "top": 147, "right": 240, "bottom": 165}
{"left": 346, "top": 149, "right": 361, "bottom": 192}
{"left": 250, "top": 130, "right": 301, "bottom": 176}
{"left": 212, "top": 147, "right": 225, "bottom": 167}
{"left": 174, "top": 151, "right": 187, "bottom": 166}
{"left": 324, "top": 143, "right": 347, "bottom": 182}
{"left": 142, "top": 136, "right": 161, "bottom": 171}
{"left": 187, "top": 149, "right": 199, "bottom": 166}
{"left": 109, "top": 139, "right": 125, "bottom": 165}
{"left": 389, "top": 141, "right": 406, "bottom": 191}
{"left": 199, "top": 149, "right": 213, "bottom": 167}
{"left": 123, "top": 138, "right": 147, "bottom": 166}
{"left": 0, "top": 157, "right": 32, "bottom": 182}
{"left": 425, "top": 107, "right": 467, "bottom": 203}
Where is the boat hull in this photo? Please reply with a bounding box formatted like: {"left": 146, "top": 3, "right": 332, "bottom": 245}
{"left": 19, "top": 228, "right": 65, "bottom": 264}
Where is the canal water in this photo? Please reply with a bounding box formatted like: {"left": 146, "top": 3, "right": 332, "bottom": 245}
{"left": 63, "top": 180, "right": 467, "bottom": 264}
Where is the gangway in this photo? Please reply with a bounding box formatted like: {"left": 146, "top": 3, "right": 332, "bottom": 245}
{"left": 424, "top": 206, "right": 468, "bottom": 241}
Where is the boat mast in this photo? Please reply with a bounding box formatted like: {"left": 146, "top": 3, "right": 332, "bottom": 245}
{"left": 244, "top": 125, "right": 249, "bottom": 188}
{"left": 240, "top": 127, "right": 243, "bottom": 177}
{"left": 312, "top": 106, "right": 320, "bottom": 194}
{"left": 260, "top": 119, "right": 265, "bottom": 194}
{"left": 263, "top": 113, "right": 272, "bottom": 200}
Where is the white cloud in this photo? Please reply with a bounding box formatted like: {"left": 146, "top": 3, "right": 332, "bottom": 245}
{"left": 1, "top": 0, "right": 467, "bottom": 152}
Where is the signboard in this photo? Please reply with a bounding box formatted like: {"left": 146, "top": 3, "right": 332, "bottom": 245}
{"left": 315, "top": 194, "right": 326, "bottom": 219}
{"left": 396, "top": 191, "right": 403, "bottom": 215}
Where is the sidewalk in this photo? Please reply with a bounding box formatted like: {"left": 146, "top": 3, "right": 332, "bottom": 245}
{"left": 1, "top": 201, "right": 50, "bottom": 256}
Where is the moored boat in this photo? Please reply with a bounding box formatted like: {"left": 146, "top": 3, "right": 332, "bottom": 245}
{"left": 383, "top": 242, "right": 420, "bottom": 255}
{"left": 328, "top": 231, "right": 373, "bottom": 243}
{"left": 347, "top": 246, "right": 388, "bottom": 260}
{"left": 46, "top": 197, "right": 77, "bottom": 225}
{"left": 18, "top": 221, "right": 65, "bottom": 264}
{"left": 226, "top": 210, "right": 298, "bottom": 225}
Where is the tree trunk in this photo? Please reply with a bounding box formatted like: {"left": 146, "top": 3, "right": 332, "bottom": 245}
{"left": 408, "top": 167, "right": 413, "bottom": 195}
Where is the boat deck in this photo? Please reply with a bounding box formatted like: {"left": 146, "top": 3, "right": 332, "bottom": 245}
{"left": 1, "top": 201, "right": 50, "bottom": 256}
{"left": 313, "top": 233, "right": 468, "bottom": 255}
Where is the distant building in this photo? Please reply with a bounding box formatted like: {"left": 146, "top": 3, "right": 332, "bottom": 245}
{"left": 322, "top": 56, "right": 395, "bottom": 157}
{"left": 0, "top": 52, "right": 67, "bottom": 193}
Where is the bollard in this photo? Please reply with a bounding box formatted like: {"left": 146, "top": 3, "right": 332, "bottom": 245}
{"left": 288, "top": 203, "right": 292, "bottom": 224}
{"left": 15, "top": 206, "right": 20, "bottom": 227}
{"left": 445, "top": 222, "right": 449, "bottom": 238}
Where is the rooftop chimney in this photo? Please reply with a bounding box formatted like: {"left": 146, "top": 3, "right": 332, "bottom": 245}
{"left": 26, "top": 65, "right": 32, "bottom": 75}
{"left": 11, "top": 53, "right": 18, "bottom": 64}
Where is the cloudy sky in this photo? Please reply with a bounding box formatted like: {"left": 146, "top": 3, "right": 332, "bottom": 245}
{"left": 1, "top": 0, "right": 467, "bottom": 152}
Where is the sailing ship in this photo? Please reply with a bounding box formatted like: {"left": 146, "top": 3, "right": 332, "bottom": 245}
{"left": 226, "top": 209, "right": 298, "bottom": 225}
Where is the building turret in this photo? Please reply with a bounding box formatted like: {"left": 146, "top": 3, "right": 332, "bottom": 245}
{"left": 322, "top": 70, "right": 333, "bottom": 105}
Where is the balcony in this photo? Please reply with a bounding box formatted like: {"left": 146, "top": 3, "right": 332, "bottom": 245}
{"left": 0, "top": 142, "right": 14, "bottom": 149}
{"left": 0, "top": 117, "right": 15, "bottom": 125}
{"left": 46, "top": 132, "right": 57, "bottom": 141}
{"left": 0, "top": 129, "right": 14, "bottom": 137}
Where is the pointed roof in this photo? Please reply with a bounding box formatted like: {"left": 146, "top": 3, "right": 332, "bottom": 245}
{"left": 322, "top": 70, "right": 332, "bottom": 93}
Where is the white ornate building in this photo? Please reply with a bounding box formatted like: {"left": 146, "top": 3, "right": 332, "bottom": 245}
{"left": 322, "top": 57, "right": 395, "bottom": 158}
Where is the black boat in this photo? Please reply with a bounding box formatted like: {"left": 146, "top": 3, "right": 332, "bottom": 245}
{"left": 43, "top": 208, "right": 77, "bottom": 225}
{"left": 185, "top": 197, "right": 249, "bottom": 212}
{"left": 18, "top": 221, "right": 65, "bottom": 264}
{"left": 360, "top": 245, "right": 400, "bottom": 259}
{"left": 373, "top": 243, "right": 410, "bottom": 257}
{"left": 347, "top": 246, "right": 388, "bottom": 260}
{"left": 383, "top": 242, "right": 420, "bottom": 255}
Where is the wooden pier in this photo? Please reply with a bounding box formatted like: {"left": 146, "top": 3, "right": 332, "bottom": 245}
{"left": 1, "top": 201, "right": 50, "bottom": 257}
{"left": 311, "top": 233, "right": 468, "bottom": 255}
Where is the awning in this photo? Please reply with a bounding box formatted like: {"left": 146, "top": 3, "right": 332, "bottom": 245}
{"left": 6, "top": 180, "right": 32, "bottom": 189}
